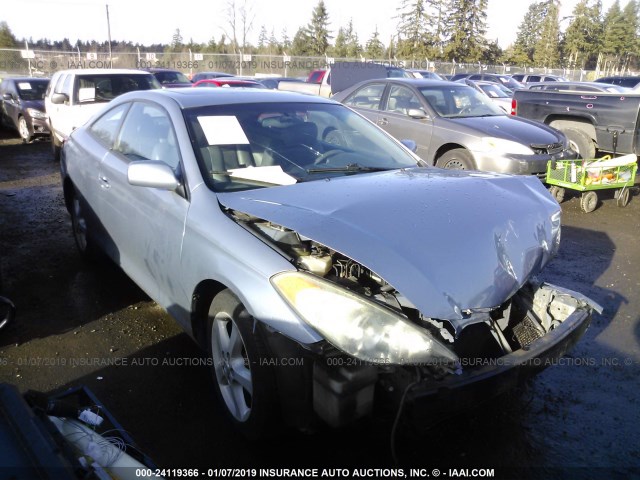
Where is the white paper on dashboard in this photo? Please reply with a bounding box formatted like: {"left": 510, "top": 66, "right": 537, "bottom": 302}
{"left": 198, "top": 116, "right": 249, "bottom": 145}
{"left": 78, "top": 87, "right": 96, "bottom": 102}
{"left": 227, "top": 165, "right": 297, "bottom": 185}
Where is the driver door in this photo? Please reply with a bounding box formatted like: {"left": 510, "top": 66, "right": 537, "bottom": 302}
{"left": 376, "top": 85, "right": 433, "bottom": 160}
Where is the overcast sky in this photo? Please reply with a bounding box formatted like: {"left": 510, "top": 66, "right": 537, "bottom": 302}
{"left": 2, "top": 0, "right": 622, "bottom": 50}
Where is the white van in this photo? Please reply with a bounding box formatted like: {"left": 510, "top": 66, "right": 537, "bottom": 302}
{"left": 45, "top": 69, "right": 160, "bottom": 160}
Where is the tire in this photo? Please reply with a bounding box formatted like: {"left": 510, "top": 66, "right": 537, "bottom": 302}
{"left": 207, "top": 289, "right": 277, "bottom": 439}
{"left": 69, "top": 188, "right": 97, "bottom": 259}
{"left": 616, "top": 188, "right": 630, "bottom": 207}
{"left": 435, "top": 148, "right": 475, "bottom": 170}
{"left": 563, "top": 128, "right": 595, "bottom": 160}
{"left": 580, "top": 191, "right": 598, "bottom": 213}
{"left": 51, "top": 126, "right": 62, "bottom": 162}
{"left": 548, "top": 185, "right": 565, "bottom": 203}
{"left": 18, "top": 116, "right": 32, "bottom": 143}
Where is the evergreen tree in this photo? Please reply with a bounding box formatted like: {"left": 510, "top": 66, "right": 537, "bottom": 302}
{"left": 281, "top": 28, "right": 291, "bottom": 52}
{"left": 508, "top": 1, "right": 548, "bottom": 64}
{"left": 365, "top": 28, "right": 385, "bottom": 59}
{"left": 333, "top": 27, "right": 349, "bottom": 58}
{"left": 268, "top": 28, "right": 280, "bottom": 55}
{"left": 562, "top": 0, "right": 603, "bottom": 69}
{"left": 171, "top": 28, "right": 183, "bottom": 50}
{"left": 396, "top": 0, "right": 431, "bottom": 59}
{"left": 257, "top": 25, "right": 268, "bottom": 51}
{"left": 306, "top": 0, "right": 331, "bottom": 56}
{"left": 533, "top": 0, "right": 561, "bottom": 67}
{"left": 0, "top": 21, "right": 17, "bottom": 48}
{"left": 445, "top": 0, "right": 489, "bottom": 63}
{"left": 291, "top": 26, "right": 313, "bottom": 56}
{"left": 602, "top": 0, "right": 624, "bottom": 55}
{"left": 427, "top": 0, "right": 450, "bottom": 59}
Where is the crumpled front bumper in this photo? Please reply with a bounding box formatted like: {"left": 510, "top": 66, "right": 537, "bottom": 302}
{"left": 406, "top": 305, "right": 592, "bottom": 419}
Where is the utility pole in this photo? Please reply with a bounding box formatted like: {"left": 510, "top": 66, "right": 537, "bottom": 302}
{"left": 106, "top": 4, "right": 113, "bottom": 67}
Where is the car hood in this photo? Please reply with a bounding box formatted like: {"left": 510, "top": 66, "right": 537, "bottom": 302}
{"left": 217, "top": 168, "right": 560, "bottom": 326}
{"left": 447, "top": 115, "right": 562, "bottom": 145}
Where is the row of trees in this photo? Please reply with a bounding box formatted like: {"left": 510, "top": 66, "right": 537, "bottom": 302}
{"left": 1, "top": 0, "right": 639, "bottom": 70}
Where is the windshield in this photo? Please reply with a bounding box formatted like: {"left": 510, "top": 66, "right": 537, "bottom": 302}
{"left": 479, "top": 83, "right": 510, "bottom": 99}
{"left": 419, "top": 85, "right": 505, "bottom": 118}
{"left": 76, "top": 74, "right": 160, "bottom": 103}
{"left": 184, "top": 102, "right": 420, "bottom": 192}
{"left": 154, "top": 71, "right": 191, "bottom": 84}
{"left": 16, "top": 79, "right": 49, "bottom": 100}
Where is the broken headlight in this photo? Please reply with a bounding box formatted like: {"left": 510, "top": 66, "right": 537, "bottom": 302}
{"left": 271, "top": 271, "right": 459, "bottom": 366}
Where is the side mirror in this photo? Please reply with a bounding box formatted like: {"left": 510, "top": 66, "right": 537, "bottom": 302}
{"left": 2, "top": 93, "right": 13, "bottom": 101}
{"left": 128, "top": 161, "right": 180, "bottom": 190}
{"left": 51, "top": 92, "right": 68, "bottom": 105}
{"left": 400, "top": 139, "right": 418, "bottom": 153}
{"left": 407, "top": 108, "right": 429, "bottom": 119}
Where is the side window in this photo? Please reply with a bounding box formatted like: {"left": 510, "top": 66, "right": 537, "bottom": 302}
{"left": 343, "top": 83, "right": 385, "bottom": 110}
{"left": 88, "top": 103, "right": 130, "bottom": 147}
{"left": 53, "top": 74, "right": 67, "bottom": 94}
{"left": 528, "top": 75, "right": 541, "bottom": 82}
{"left": 61, "top": 74, "right": 73, "bottom": 98}
{"left": 115, "top": 102, "right": 180, "bottom": 170}
{"left": 385, "top": 85, "right": 422, "bottom": 114}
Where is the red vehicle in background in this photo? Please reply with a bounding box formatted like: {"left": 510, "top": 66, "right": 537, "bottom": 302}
{"left": 306, "top": 69, "right": 327, "bottom": 84}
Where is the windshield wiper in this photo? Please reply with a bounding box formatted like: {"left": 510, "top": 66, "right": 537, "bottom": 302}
{"left": 306, "top": 163, "right": 391, "bottom": 174}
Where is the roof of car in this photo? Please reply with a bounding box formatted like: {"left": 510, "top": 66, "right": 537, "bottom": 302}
{"left": 526, "top": 81, "right": 630, "bottom": 91}
{"left": 358, "top": 78, "right": 458, "bottom": 87}
{"left": 116, "top": 87, "right": 336, "bottom": 109}
{"left": 2, "top": 77, "right": 49, "bottom": 82}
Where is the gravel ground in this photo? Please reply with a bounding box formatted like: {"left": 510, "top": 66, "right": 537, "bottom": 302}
{"left": 0, "top": 129, "right": 638, "bottom": 479}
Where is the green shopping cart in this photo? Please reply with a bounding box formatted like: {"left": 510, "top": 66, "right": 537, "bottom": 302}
{"left": 546, "top": 154, "right": 638, "bottom": 213}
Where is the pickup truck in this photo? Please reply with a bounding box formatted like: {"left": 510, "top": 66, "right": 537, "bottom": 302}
{"left": 511, "top": 88, "right": 640, "bottom": 159}
{"left": 278, "top": 62, "right": 409, "bottom": 97}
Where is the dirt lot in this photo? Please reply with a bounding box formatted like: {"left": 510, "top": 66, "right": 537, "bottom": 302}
{"left": 0, "top": 130, "right": 639, "bottom": 479}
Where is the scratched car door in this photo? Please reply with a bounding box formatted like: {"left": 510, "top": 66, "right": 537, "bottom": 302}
{"left": 100, "top": 101, "right": 189, "bottom": 306}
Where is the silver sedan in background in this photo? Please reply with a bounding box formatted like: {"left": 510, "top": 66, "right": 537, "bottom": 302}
{"left": 60, "top": 88, "right": 598, "bottom": 437}
{"left": 332, "top": 78, "right": 576, "bottom": 178}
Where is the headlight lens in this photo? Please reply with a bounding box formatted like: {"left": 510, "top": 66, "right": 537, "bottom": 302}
{"left": 477, "top": 137, "right": 534, "bottom": 155}
{"left": 26, "top": 108, "right": 47, "bottom": 119}
{"left": 271, "top": 271, "right": 458, "bottom": 366}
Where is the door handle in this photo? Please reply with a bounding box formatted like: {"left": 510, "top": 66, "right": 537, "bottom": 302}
{"left": 99, "top": 175, "right": 110, "bottom": 189}
{"left": 377, "top": 117, "right": 389, "bottom": 126}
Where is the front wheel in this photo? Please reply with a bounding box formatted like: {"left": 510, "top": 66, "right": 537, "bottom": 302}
{"left": 18, "top": 116, "right": 32, "bottom": 143}
{"left": 207, "top": 289, "right": 277, "bottom": 439}
{"left": 69, "top": 188, "right": 97, "bottom": 259}
{"left": 50, "top": 127, "right": 62, "bottom": 161}
{"left": 435, "top": 148, "right": 475, "bottom": 170}
{"left": 580, "top": 191, "right": 598, "bottom": 213}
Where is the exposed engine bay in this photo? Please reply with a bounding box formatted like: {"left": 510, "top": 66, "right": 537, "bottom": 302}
{"left": 232, "top": 211, "right": 595, "bottom": 363}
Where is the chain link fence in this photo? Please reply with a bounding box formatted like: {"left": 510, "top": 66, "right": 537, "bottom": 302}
{"left": 0, "top": 48, "right": 625, "bottom": 81}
